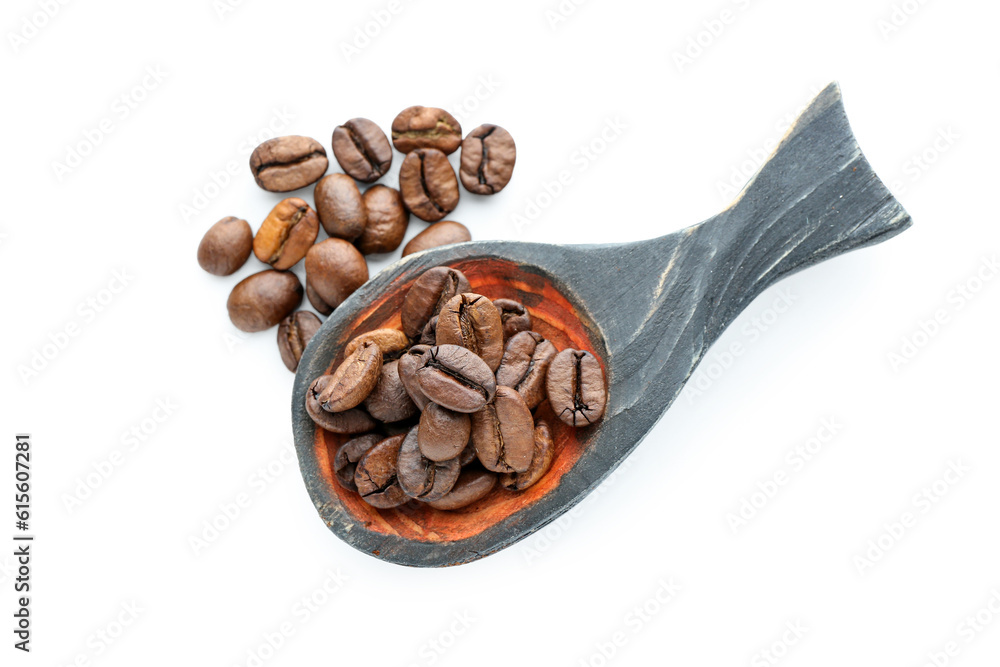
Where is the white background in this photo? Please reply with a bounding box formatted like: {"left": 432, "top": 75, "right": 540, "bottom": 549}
{"left": 2, "top": 0, "right": 999, "bottom": 665}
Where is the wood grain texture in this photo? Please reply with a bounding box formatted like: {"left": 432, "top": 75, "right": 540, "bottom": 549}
{"left": 292, "top": 82, "right": 912, "bottom": 567}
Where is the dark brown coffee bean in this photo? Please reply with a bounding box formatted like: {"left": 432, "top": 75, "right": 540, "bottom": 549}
{"left": 401, "top": 221, "right": 471, "bottom": 257}
{"left": 227, "top": 270, "right": 303, "bottom": 332}
{"left": 344, "top": 329, "right": 410, "bottom": 359}
{"left": 356, "top": 185, "right": 409, "bottom": 254}
{"left": 397, "top": 426, "right": 461, "bottom": 501}
{"left": 277, "top": 311, "right": 322, "bottom": 372}
{"left": 331, "top": 118, "right": 392, "bottom": 183}
{"left": 495, "top": 331, "right": 557, "bottom": 409}
{"left": 398, "top": 148, "right": 459, "bottom": 222}
{"left": 334, "top": 433, "right": 382, "bottom": 490}
{"left": 471, "top": 386, "right": 534, "bottom": 473}
{"left": 305, "top": 239, "right": 369, "bottom": 310}
{"left": 252, "top": 198, "right": 319, "bottom": 270}
{"left": 435, "top": 293, "right": 504, "bottom": 371}
{"left": 459, "top": 124, "right": 516, "bottom": 195}
{"left": 249, "top": 135, "right": 328, "bottom": 192}
{"left": 500, "top": 419, "right": 555, "bottom": 491}
{"left": 305, "top": 379, "right": 376, "bottom": 433}
{"left": 400, "top": 267, "right": 471, "bottom": 338}
{"left": 418, "top": 403, "right": 471, "bottom": 462}
{"left": 419, "top": 316, "right": 438, "bottom": 345}
{"left": 314, "top": 174, "right": 367, "bottom": 241}
{"left": 306, "top": 278, "right": 333, "bottom": 316}
{"left": 426, "top": 467, "right": 497, "bottom": 510}
{"left": 493, "top": 299, "right": 531, "bottom": 340}
{"left": 363, "top": 360, "right": 418, "bottom": 423}
{"left": 458, "top": 440, "right": 477, "bottom": 466}
{"left": 416, "top": 344, "right": 497, "bottom": 413}
{"left": 197, "top": 216, "right": 252, "bottom": 276}
{"left": 315, "top": 341, "right": 383, "bottom": 412}
{"left": 354, "top": 434, "right": 408, "bottom": 508}
{"left": 546, "top": 349, "right": 607, "bottom": 427}
{"left": 398, "top": 345, "right": 432, "bottom": 410}
{"left": 391, "top": 106, "right": 462, "bottom": 155}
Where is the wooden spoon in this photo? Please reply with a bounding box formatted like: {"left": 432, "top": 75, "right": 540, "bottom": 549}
{"left": 292, "top": 83, "right": 911, "bottom": 567}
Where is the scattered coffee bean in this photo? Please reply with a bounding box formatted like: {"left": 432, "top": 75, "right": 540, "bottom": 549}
{"left": 356, "top": 185, "right": 409, "bottom": 254}
{"left": 459, "top": 124, "right": 516, "bottom": 195}
{"left": 435, "top": 293, "right": 504, "bottom": 371}
{"left": 198, "top": 216, "right": 252, "bottom": 276}
{"left": 391, "top": 106, "right": 463, "bottom": 155}
{"left": 471, "top": 386, "right": 534, "bottom": 473}
{"left": 331, "top": 118, "right": 392, "bottom": 183}
{"left": 314, "top": 174, "right": 367, "bottom": 241}
{"left": 495, "top": 331, "right": 557, "bottom": 409}
{"left": 500, "top": 420, "right": 555, "bottom": 491}
{"left": 400, "top": 266, "right": 471, "bottom": 338}
{"left": 305, "top": 378, "right": 376, "bottom": 434}
{"left": 546, "top": 348, "right": 607, "bottom": 427}
{"left": 397, "top": 426, "right": 461, "bottom": 501}
{"left": 305, "top": 239, "right": 369, "bottom": 310}
{"left": 316, "top": 340, "right": 383, "bottom": 412}
{"left": 399, "top": 148, "right": 460, "bottom": 222}
{"left": 418, "top": 403, "right": 471, "bottom": 462}
{"left": 253, "top": 198, "right": 319, "bottom": 270}
{"left": 398, "top": 345, "right": 432, "bottom": 411}
{"left": 402, "top": 221, "right": 471, "bottom": 257}
{"left": 227, "top": 269, "right": 303, "bottom": 332}
{"left": 250, "top": 135, "right": 328, "bottom": 192}
{"left": 419, "top": 316, "right": 438, "bottom": 346}
{"left": 334, "top": 433, "right": 382, "bottom": 490}
{"left": 354, "top": 434, "right": 408, "bottom": 508}
{"left": 306, "top": 277, "right": 333, "bottom": 316}
{"left": 363, "top": 360, "right": 419, "bottom": 422}
{"left": 345, "top": 328, "right": 410, "bottom": 359}
{"left": 493, "top": 299, "right": 531, "bottom": 340}
{"left": 277, "top": 311, "right": 322, "bottom": 372}
{"left": 426, "top": 467, "right": 497, "bottom": 510}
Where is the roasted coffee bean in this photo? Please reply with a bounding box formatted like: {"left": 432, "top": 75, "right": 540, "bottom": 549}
{"left": 249, "top": 135, "right": 328, "bottom": 192}
{"left": 331, "top": 118, "right": 392, "bottom": 183}
{"left": 277, "top": 311, "right": 322, "bottom": 372}
{"left": 416, "top": 344, "right": 497, "bottom": 413}
{"left": 495, "top": 331, "right": 557, "bottom": 409}
{"left": 363, "top": 360, "right": 418, "bottom": 423}
{"left": 458, "top": 440, "right": 478, "bottom": 467}
{"left": 493, "top": 299, "right": 531, "bottom": 340}
{"left": 398, "top": 148, "right": 459, "bottom": 222}
{"left": 391, "top": 106, "right": 462, "bottom": 155}
{"left": 500, "top": 420, "right": 555, "bottom": 491}
{"left": 306, "top": 278, "right": 333, "bottom": 316}
{"left": 435, "top": 293, "right": 504, "bottom": 372}
{"left": 459, "top": 124, "right": 516, "bottom": 195}
{"left": 471, "top": 386, "right": 534, "bottom": 473}
{"left": 253, "top": 198, "right": 319, "bottom": 270}
{"left": 227, "top": 270, "right": 303, "bottom": 333}
{"left": 314, "top": 174, "right": 367, "bottom": 241}
{"left": 356, "top": 185, "right": 409, "bottom": 254}
{"left": 426, "top": 467, "right": 497, "bottom": 510}
{"left": 354, "top": 434, "right": 408, "bottom": 508}
{"left": 305, "top": 239, "right": 369, "bottom": 310}
{"left": 400, "top": 267, "right": 471, "bottom": 338}
{"left": 334, "top": 433, "right": 382, "bottom": 490}
{"left": 397, "top": 427, "right": 461, "bottom": 501}
{"left": 546, "top": 348, "right": 607, "bottom": 427}
{"left": 345, "top": 329, "right": 410, "bottom": 360}
{"left": 198, "top": 216, "right": 252, "bottom": 276}
{"left": 398, "top": 345, "right": 432, "bottom": 410}
{"left": 419, "top": 316, "right": 438, "bottom": 346}
{"left": 418, "top": 403, "right": 471, "bottom": 462}
{"left": 305, "top": 379, "right": 376, "bottom": 434}
{"left": 316, "top": 341, "right": 383, "bottom": 412}
{"left": 402, "top": 221, "right": 471, "bottom": 257}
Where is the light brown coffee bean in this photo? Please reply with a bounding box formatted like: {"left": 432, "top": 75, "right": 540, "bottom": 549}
{"left": 426, "top": 468, "right": 497, "bottom": 510}
{"left": 400, "top": 267, "right": 471, "bottom": 338}
{"left": 344, "top": 329, "right": 410, "bottom": 359}
{"left": 398, "top": 148, "right": 459, "bottom": 222}
{"left": 471, "top": 386, "right": 534, "bottom": 473}
{"left": 495, "top": 331, "right": 557, "bottom": 409}
{"left": 198, "top": 216, "right": 252, "bottom": 276}
{"left": 500, "top": 420, "right": 555, "bottom": 491}
{"left": 356, "top": 185, "right": 409, "bottom": 254}
{"left": 253, "top": 198, "right": 319, "bottom": 270}
{"left": 546, "top": 348, "right": 607, "bottom": 427}
{"left": 250, "top": 135, "right": 328, "bottom": 192}
{"left": 316, "top": 341, "right": 383, "bottom": 412}
{"left": 314, "top": 174, "right": 367, "bottom": 241}
{"left": 277, "top": 311, "right": 322, "bottom": 372}
{"left": 391, "top": 106, "right": 462, "bottom": 154}
{"left": 397, "top": 426, "right": 461, "bottom": 501}
{"left": 435, "top": 293, "right": 504, "bottom": 371}
{"left": 305, "top": 239, "right": 369, "bottom": 310}
{"left": 331, "top": 118, "right": 392, "bottom": 183}
{"left": 363, "top": 360, "right": 418, "bottom": 423}
{"left": 354, "top": 434, "right": 408, "bottom": 508}
{"left": 459, "top": 124, "right": 516, "bottom": 194}
{"left": 305, "top": 379, "right": 376, "bottom": 434}
{"left": 227, "top": 270, "right": 303, "bottom": 333}
{"left": 401, "top": 221, "right": 471, "bottom": 257}
{"left": 418, "top": 403, "right": 471, "bottom": 462}
{"left": 334, "top": 433, "right": 382, "bottom": 490}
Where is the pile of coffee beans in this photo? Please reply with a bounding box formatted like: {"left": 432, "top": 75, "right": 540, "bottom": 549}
{"left": 306, "top": 266, "right": 607, "bottom": 511}
{"left": 196, "top": 106, "right": 516, "bottom": 372}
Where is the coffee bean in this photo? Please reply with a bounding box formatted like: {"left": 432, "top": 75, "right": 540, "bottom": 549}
{"left": 435, "top": 293, "right": 504, "bottom": 372}
{"left": 418, "top": 403, "right": 471, "bottom": 462}
{"left": 334, "top": 433, "right": 382, "bottom": 490}
{"left": 397, "top": 426, "right": 461, "bottom": 501}
{"left": 227, "top": 270, "right": 303, "bottom": 332}
{"left": 500, "top": 419, "right": 555, "bottom": 491}
{"left": 426, "top": 467, "right": 497, "bottom": 510}
{"left": 493, "top": 299, "right": 531, "bottom": 340}
{"left": 398, "top": 148, "right": 459, "bottom": 222}
{"left": 415, "top": 344, "right": 497, "bottom": 413}
{"left": 356, "top": 185, "right": 409, "bottom": 255}
{"left": 253, "top": 198, "right": 319, "bottom": 270}
{"left": 546, "top": 348, "right": 607, "bottom": 427}
{"left": 331, "top": 118, "right": 392, "bottom": 183}
{"left": 398, "top": 345, "right": 432, "bottom": 411}
{"left": 306, "top": 278, "right": 333, "bottom": 316}
{"left": 458, "top": 440, "right": 478, "bottom": 467}
{"left": 419, "top": 316, "right": 438, "bottom": 346}
{"left": 314, "top": 174, "right": 367, "bottom": 241}
{"left": 316, "top": 340, "right": 383, "bottom": 412}
{"left": 354, "top": 434, "right": 408, "bottom": 508}
{"left": 345, "top": 328, "right": 410, "bottom": 360}
{"left": 363, "top": 360, "right": 418, "bottom": 422}
{"left": 198, "top": 216, "right": 252, "bottom": 276}
{"left": 400, "top": 266, "right": 471, "bottom": 338}
{"left": 277, "top": 311, "right": 322, "bottom": 372}
{"left": 401, "top": 221, "right": 471, "bottom": 257}
{"left": 471, "top": 386, "right": 534, "bottom": 473}
{"left": 495, "top": 331, "right": 557, "bottom": 409}
{"left": 459, "top": 124, "right": 516, "bottom": 195}
{"left": 305, "top": 379, "right": 376, "bottom": 434}
{"left": 305, "top": 239, "right": 369, "bottom": 310}
{"left": 250, "top": 135, "right": 328, "bottom": 192}
{"left": 391, "top": 106, "right": 463, "bottom": 155}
